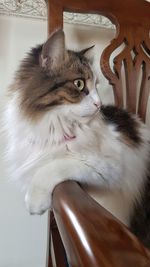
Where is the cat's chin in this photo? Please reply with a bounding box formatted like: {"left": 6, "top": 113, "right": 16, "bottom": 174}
{"left": 82, "top": 109, "right": 100, "bottom": 118}
{"left": 69, "top": 108, "right": 99, "bottom": 123}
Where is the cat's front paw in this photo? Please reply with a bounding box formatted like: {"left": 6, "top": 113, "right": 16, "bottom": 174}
{"left": 25, "top": 187, "right": 51, "bottom": 215}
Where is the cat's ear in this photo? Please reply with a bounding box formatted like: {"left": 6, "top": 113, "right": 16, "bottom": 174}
{"left": 40, "top": 29, "right": 66, "bottom": 70}
{"left": 79, "top": 45, "right": 95, "bottom": 64}
{"left": 80, "top": 45, "right": 95, "bottom": 55}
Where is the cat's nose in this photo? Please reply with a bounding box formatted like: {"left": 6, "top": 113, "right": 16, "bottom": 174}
{"left": 94, "top": 100, "right": 101, "bottom": 109}
{"left": 89, "top": 89, "right": 101, "bottom": 109}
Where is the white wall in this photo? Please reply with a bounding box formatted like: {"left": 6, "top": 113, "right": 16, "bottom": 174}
{"left": 0, "top": 15, "right": 48, "bottom": 267}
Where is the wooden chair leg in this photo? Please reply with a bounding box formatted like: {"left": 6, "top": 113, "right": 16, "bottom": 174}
{"left": 48, "top": 211, "right": 68, "bottom": 267}
{"left": 46, "top": 212, "right": 53, "bottom": 267}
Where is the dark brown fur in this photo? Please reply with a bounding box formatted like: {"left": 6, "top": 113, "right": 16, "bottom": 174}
{"left": 100, "top": 105, "right": 142, "bottom": 147}
{"left": 130, "top": 164, "right": 150, "bottom": 248}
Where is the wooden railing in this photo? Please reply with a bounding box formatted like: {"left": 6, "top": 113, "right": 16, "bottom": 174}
{"left": 48, "top": 181, "right": 150, "bottom": 267}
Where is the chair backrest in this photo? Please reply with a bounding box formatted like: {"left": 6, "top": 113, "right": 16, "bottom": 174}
{"left": 47, "top": 0, "right": 150, "bottom": 121}
{"left": 47, "top": 1, "right": 150, "bottom": 266}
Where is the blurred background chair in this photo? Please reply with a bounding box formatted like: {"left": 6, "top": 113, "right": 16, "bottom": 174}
{"left": 46, "top": 0, "right": 150, "bottom": 266}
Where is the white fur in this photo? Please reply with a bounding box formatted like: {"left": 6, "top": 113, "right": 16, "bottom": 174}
{"left": 4, "top": 90, "right": 150, "bottom": 225}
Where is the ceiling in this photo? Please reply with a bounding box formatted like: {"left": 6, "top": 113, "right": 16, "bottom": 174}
{"left": 0, "top": 0, "right": 113, "bottom": 28}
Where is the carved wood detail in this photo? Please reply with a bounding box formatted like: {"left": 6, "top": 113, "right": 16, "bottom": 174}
{"left": 101, "top": 26, "right": 150, "bottom": 121}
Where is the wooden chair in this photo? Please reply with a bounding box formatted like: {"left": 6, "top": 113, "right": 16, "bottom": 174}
{"left": 46, "top": 0, "right": 150, "bottom": 266}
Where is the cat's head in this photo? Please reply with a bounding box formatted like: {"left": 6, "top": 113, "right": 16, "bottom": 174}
{"left": 15, "top": 29, "right": 101, "bottom": 122}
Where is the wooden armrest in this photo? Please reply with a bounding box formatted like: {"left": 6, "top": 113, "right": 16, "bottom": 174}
{"left": 52, "top": 181, "right": 150, "bottom": 267}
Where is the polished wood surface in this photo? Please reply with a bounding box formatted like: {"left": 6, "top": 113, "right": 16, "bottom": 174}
{"left": 47, "top": 0, "right": 150, "bottom": 121}
{"left": 52, "top": 181, "right": 150, "bottom": 267}
{"left": 48, "top": 212, "right": 67, "bottom": 267}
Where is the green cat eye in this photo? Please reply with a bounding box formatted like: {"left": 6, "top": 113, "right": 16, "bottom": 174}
{"left": 74, "top": 79, "right": 85, "bottom": 91}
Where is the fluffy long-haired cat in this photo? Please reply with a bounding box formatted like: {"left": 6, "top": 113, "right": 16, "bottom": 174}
{"left": 4, "top": 29, "right": 150, "bottom": 247}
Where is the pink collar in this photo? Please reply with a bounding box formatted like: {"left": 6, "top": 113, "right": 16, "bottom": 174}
{"left": 63, "top": 133, "right": 76, "bottom": 142}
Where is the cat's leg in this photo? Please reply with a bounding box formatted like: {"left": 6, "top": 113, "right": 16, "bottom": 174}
{"left": 25, "top": 158, "right": 100, "bottom": 215}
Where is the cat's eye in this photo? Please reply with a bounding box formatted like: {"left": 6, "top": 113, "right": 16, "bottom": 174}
{"left": 74, "top": 79, "right": 85, "bottom": 91}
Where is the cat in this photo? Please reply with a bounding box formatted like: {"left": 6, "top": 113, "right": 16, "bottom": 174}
{"left": 4, "top": 29, "right": 150, "bottom": 247}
